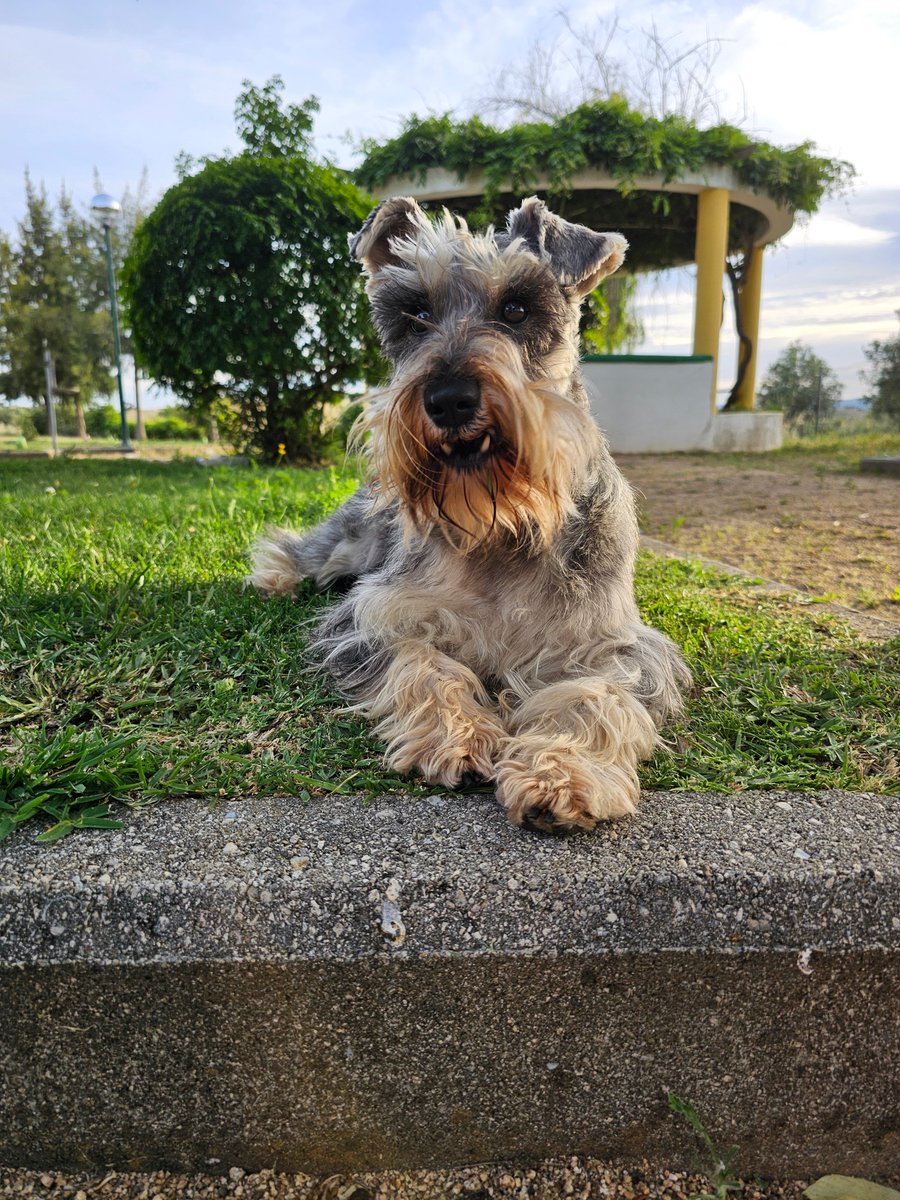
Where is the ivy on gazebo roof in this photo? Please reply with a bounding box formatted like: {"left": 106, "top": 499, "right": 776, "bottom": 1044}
{"left": 356, "top": 98, "right": 854, "bottom": 271}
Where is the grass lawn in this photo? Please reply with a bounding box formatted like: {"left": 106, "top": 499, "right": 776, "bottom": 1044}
{"left": 1, "top": 456, "right": 897, "bottom": 843}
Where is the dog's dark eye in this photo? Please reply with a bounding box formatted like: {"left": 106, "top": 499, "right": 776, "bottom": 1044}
{"left": 407, "top": 309, "right": 432, "bottom": 334}
{"left": 501, "top": 300, "right": 527, "bottom": 326}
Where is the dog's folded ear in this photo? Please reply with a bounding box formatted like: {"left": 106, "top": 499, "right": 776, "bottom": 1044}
{"left": 350, "top": 197, "right": 430, "bottom": 275}
{"left": 505, "top": 196, "right": 628, "bottom": 297}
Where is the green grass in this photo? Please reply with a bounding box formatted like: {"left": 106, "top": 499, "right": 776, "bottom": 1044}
{"left": 637, "top": 555, "right": 899, "bottom": 790}
{"left": 667, "top": 1093, "right": 741, "bottom": 1200}
{"left": 1, "top": 457, "right": 897, "bottom": 842}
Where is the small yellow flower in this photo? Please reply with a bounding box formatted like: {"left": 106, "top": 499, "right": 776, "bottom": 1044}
{"left": 277, "top": 442, "right": 286, "bottom": 457}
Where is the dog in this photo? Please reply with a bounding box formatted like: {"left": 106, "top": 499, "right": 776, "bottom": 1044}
{"left": 249, "top": 195, "right": 690, "bottom": 831}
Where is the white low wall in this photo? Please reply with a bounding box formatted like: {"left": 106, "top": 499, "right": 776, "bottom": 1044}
{"left": 581, "top": 356, "right": 783, "bottom": 453}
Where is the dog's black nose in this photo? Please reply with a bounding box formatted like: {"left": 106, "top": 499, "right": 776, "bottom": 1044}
{"left": 423, "top": 376, "right": 481, "bottom": 429}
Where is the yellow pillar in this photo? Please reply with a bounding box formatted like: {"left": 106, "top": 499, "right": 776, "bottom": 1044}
{"left": 693, "top": 188, "right": 730, "bottom": 412}
{"left": 732, "top": 244, "right": 764, "bottom": 411}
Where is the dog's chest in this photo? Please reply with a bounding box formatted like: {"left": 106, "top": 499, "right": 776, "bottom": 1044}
{"left": 374, "top": 544, "right": 597, "bottom": 679}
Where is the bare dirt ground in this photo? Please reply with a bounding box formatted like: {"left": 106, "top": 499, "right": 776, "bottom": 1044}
{"left": 619, "top": 452, "right": 900, "bottom": 624}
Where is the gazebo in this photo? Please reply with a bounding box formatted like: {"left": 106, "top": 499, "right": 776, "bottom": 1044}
{"left": 356, "top": 105, "right": 852, "bottom": 453}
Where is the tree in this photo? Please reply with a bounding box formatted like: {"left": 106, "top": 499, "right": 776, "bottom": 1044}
{"left": 757, "top": 342, "right": 842, "bottom": 428}
{"left": 0, "top": 174, "right": 115, "bottom": 432}
{"left": 122, "top": 78, "right": 381, "bottom": 463}
{"left": 862, "top": 313, "right": 900, "bottom": 426}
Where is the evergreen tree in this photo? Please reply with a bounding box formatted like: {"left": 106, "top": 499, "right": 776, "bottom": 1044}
{"left": 122, "top": 77, "right": 382, "bottom": 463}
{"left": 0, "top": 174, "right": 114, "bottom": 430}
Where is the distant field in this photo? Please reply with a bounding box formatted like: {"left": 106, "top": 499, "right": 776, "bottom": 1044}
{"left": 2, "top": 456, "right": 897, "bottom": 843}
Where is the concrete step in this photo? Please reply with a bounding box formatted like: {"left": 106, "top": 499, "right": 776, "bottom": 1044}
{"left": 860, "top": 457, "right": 900, "bottom": 477}
{"left": 1, "top": 790, "right": 897, "bottom": 1178}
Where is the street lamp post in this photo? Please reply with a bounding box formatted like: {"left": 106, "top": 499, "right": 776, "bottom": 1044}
{"left": 90, "top": 193, "right": 133, "bottom": 452}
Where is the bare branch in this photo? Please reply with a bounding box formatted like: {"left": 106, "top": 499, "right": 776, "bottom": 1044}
{"left": 476, "top": 9, "right": 740, "bottom": 127}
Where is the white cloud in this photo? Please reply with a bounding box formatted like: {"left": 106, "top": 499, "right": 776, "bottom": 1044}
{"left": 712, "top": 0, "right": 900, "bottom": 187}
{"left": 782, "top": 214, "right": 896, "bottom": 248}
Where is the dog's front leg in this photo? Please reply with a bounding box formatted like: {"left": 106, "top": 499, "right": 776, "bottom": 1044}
{"left": 365, "top": 640, "right": 505, "bottom": 787}
{"left": 495, "top": 678, "right": 659, "bottom": 830}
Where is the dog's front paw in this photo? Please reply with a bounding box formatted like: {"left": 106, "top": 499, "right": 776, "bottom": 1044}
{"left": 383, "top": 713, "right": 505, "bottom": 788}
{"left": 495, "top": 738, "right": 640, "bottom": 831}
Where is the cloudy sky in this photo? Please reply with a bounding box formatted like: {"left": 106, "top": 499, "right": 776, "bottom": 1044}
{"left": 2, "top": 0, "right": 898, "bottom": 400}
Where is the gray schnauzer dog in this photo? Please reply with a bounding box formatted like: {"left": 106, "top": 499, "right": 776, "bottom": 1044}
{"left": 249, "top": 195, "right": 690, "bottom": 831}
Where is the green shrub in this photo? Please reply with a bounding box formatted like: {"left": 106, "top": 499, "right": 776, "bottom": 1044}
{"left": 8, "top": 408, "right": 38, "bottom": 439}
{"left": 30, "top": 402, "right": 81, "bottom": 437}
{"left": 335, "top": 400, "right": 364, "bottom": 449}
{"left": 144, "top": 415, "right": 200, "bottom": 441}
{"left": 26, "top": 406, "right": 47, "bottom": 436}
{"left": 85, "top": 405, "right": 122, "bottom": 438}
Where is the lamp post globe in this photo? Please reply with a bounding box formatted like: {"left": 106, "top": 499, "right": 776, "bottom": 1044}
{"left": 90, "top": 193, "right": 132, "bottom": 451}
{"left": 90, "top": 194, "right": 122, "bottom": 221}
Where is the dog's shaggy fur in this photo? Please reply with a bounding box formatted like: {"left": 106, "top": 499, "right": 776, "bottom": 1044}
{"left": 249, "top": 196, "right": 690, "bottom": 831}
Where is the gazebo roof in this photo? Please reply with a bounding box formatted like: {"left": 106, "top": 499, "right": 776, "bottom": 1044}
{"left": 366, "top": 164, "right": 793, "bottom": 271}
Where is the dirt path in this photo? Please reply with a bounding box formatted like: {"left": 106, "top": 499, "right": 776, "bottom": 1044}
{"left": 618, "top": 453, "right": 900, "bottom": 624}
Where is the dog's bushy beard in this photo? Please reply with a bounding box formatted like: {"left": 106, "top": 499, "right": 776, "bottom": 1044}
{"left": 355, "top": 336, "right": 597, "bottom": 554}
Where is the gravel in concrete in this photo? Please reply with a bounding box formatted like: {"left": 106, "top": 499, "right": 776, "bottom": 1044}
{"left": 2, "top": 790, "right": 897, "bottom": 966}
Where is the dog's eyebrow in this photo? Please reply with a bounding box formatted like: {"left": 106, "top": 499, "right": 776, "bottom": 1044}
{"left": 495, "top": 272, "right": 564, "bottom": 312}
{"left": 496, "top": 263, "right": 557, "bottom": 295}
{"left": 375, "top": 282, "right": 430, "bottom": 311}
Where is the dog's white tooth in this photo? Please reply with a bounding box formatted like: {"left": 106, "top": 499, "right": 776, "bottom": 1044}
{"left": 441, "top": 442, "right": 452, "bottom": 455}
{"left": 480, "top": 434, "right": 491, "bottom": 453}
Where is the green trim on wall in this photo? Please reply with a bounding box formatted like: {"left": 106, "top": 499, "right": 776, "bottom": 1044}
{"left": 581, "top": 354, "right": 714, "bottom": 364}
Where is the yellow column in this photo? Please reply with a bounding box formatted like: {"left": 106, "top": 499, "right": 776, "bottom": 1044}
{"left": 732, "top": 244, "right": 764, "bottom": 411}
{"left": 693, "top": 188, "right": 730, "bottom": 412}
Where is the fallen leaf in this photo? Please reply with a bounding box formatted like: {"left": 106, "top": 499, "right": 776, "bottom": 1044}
{"left": 805, "top": 1176, "right": 900, "bottom": 1200}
